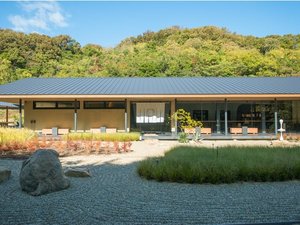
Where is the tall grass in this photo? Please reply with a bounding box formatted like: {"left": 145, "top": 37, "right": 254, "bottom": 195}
{"left": 0, "top": 128, "right": 37, "bottom": 146}
{"left": 138, "top": 146, "right": 300, "bottom": 184}
{"left": 63, "top": 132, "right": 140, "bottom": 142}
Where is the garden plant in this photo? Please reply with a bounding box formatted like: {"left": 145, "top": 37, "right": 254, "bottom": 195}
{"left": 138, "top": 146, "right": 300, "bottom": 184}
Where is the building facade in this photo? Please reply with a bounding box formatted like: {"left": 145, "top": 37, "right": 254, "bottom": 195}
{"left": 0, "top": 77, "right": 299, "bottom": 136}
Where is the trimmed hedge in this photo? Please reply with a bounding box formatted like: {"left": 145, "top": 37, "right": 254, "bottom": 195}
{"left": 137, "top": 146, "right": 300, "bottom": 184}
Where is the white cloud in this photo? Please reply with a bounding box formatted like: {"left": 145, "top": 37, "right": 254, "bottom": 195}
{"left": 9, "top": 1, "right": 68, "bottom": 32}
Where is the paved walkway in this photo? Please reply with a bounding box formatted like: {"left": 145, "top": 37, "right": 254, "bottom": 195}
{"left": 1, "top": 140, "right": 299, "bottom": 225}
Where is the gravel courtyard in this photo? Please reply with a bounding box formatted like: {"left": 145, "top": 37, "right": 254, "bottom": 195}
{"left": 0, "top": 140, "right": 300, "bottom": 225}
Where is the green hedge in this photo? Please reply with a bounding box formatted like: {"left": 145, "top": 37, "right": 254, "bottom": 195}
{"left": 63, "top": 132, "right": 140, "bottom": 142}
{"left": 137, "top": 146, "right": 300, "bottom": 184}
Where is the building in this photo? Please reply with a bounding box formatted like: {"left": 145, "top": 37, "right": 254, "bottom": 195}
{"left": 0, "top": 77, "right": 299, "bottom": 137}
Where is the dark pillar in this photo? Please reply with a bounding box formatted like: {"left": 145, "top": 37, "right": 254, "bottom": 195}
{"left": 19, "top": 99, "right": 22, "bottom": 128}
{"left": 175, "top": 98, "right": 178, "bottom": 135}
{"left": 125, "top": 99, "right": 128, "bottom": 132}
{"left": 274, "top": 99, "right": 278, "bottom": 135}
{"left": 225, "top": 99, "right": 228, "bottom": 135}
{"left": 74, "top": 99, "right": 78, "bottom": 132}
{"left": 6, "top": 106, "right": 8, "bottom": 124}
{"left": 216, "top": 103, "right": 221, "bottom": 134}
{"left": 261, "top": 104, "right": 266, "bottom": 134}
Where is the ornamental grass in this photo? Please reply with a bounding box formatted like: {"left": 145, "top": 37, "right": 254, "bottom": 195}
{"left": 0, "top": 128, "right": 37, "bottom": 146}
{"left": 138, "top": 146, "right": 300, "bottom": 184}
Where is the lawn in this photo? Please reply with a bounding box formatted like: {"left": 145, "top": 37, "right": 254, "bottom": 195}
{"left": 137, "top": 146, "right": 300, "bottom": 184}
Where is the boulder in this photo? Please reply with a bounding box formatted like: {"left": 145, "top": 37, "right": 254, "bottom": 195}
{"left": 19, "top": 149, "right": 70, "bottom": 196}
{"left": 0, "top": 166, "right": 11, "bottom": 183}
{"left": 64, "top": 168, "right": 91, "bottom": 177}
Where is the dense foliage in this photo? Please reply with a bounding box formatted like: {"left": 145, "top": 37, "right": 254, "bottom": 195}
{"left": 1, "top": 26, "right": 300, "bottom": 83}
{"left": 137, "top": 146, "right": 300, "bottom": 184}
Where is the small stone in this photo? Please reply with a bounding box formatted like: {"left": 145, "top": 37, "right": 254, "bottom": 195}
{"left": 0, "top": 166, "right": 11, "bottom": 183}
{"left": 64, "top": 168, "right": 91, "bottom": 177}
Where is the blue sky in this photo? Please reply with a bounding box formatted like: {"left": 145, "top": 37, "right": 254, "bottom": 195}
{"left": 0, "top": 1, "right": 300, "bottom": 47}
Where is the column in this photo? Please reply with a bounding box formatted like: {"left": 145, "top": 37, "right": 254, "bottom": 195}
{"left": 6, "top": 106, "right": 8, "bottom": 125}
{"left": 170, "top": 98, "right": 177, "bottom": 135}
{"left": 126, "top": 99, "right": 131, "bottom": 132}
{"left": 216, "top": 103, "right": 221, "bottom": 134}
{"left": 261, "top": 104, "right": 266, "bottom": 134}
{"left": 74, "top": 99, "right": 78, "bottom": 132}
{"left": 19, "top": 99, "right": 22, "bottom": 128}
{"left": 125, "top": 99, "right": 128, "bottom": 132}
{"left": 224, "top": 99, "right": 228, "bottom": 135}
{"left": 274, "top": 99, "right": 278, "bottom": 135}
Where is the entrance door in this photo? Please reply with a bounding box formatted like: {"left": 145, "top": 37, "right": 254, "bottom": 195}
{"left": 130, "top": 102, "right": 171, "bottom": 133}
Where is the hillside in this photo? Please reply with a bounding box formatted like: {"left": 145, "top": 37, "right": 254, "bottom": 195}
{"left": 0, "top": 26, "right": 300, "bottom": 83}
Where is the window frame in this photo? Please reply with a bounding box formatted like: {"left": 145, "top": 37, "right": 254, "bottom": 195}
{"left": 33, "top": 101, "right": 80, "bottom": 110}
{"left": 84, "top": 101, "right": 125, "bottom": 109}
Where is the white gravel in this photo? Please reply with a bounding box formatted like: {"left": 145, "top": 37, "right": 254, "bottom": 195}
{"left": 0, "top": 140, "right": 299, "bottom": 225}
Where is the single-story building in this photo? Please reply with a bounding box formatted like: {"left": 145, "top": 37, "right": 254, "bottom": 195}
{"left": 0, "top": 77, "right": 299, "bottom": 137}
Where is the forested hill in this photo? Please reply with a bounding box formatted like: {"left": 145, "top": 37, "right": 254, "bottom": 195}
{"left": 0, "top": 26, "right": 300, "bottom": 84}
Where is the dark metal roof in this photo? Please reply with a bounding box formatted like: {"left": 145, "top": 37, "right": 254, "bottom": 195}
{"left": 0, "top": 77, "right": 300, "bottom": 95}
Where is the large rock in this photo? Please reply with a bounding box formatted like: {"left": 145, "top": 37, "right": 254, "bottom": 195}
{"left": 19, "top": 149, "right": 70, "bottom": 196}
{"left": 64, "top": 168, "right": 91, "bottom": 177}
{"left": 0, "top": 166, "right": 11, "bottom": 183}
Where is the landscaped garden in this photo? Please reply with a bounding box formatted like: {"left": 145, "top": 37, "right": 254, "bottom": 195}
{"left": 0, "top": 128, "right": 140, "bottom": 158}
{"left": 137, "top": 146, "right": 300, "bottom": 184}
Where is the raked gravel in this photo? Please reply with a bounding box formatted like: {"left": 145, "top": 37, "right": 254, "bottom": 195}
{"left": 0, "top": 140, "right": 299, "bottom": 225}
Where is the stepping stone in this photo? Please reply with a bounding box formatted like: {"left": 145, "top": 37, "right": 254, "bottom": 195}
{"left": 64, "top": 168, "right": 91, "bottom": 177}
{"left": 0, "top": 166, "right": 11, "bottom": 183}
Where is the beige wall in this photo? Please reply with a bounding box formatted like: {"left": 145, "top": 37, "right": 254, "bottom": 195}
{"left": 24, "top": 100, "right": 125, "bottom": 131}
{"left": 22, "top": 98, "right": 300, "bottom": 132}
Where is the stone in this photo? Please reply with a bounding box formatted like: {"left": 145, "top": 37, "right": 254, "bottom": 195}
{"left": 19, "top": 149, "right": 70, "bottom": 196}
{"left": 0, "top": 166, "right": 11, "bottom": 183}
{"left": 64, "top": 168, "right": 91, "bottom": 177}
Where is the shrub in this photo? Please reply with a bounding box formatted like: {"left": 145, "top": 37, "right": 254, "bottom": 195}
{"left": 178, "top": 132, "right": 189, "bottom": 143}
{"left": 0, "top": 128, "right": 37, "bottom": 146}
{"left": 63, "top": 132, "right": 140, "bottom": 142}
{"left": 137, "top": 146, "right": 300, "bottom": 184}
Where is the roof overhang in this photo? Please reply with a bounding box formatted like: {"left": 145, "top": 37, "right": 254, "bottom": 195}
{"left": 1, "top": 94, "right": 300, "bottom": 103}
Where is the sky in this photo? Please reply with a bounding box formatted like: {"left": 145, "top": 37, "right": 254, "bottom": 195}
{"left": 0, "top": 1, "right": 300, "bottom": 48}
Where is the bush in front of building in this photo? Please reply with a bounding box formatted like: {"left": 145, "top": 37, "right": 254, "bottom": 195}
{"left": 63, "top": 132, "right": 140, "bottom": 142}
{"left": 0, "top": 128, "right": 37, "bottom": 147}
{"left": 137, "top": 146, "right": 300, "bottom": 184}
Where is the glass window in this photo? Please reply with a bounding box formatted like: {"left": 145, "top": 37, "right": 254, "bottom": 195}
{"left": 57, "top": 101, "right": 80, "bottom": 109}
{"left": 34, "top": 101, "right": 80, "bottom": 109}
{"left": 84, "top": 101, "right": 105, "bottom": 109}
{"left": 193, "top": 110, "right": 209, "bottom": 121}
{"left": 34, "top": 102, "right": 56, "bottom": 109}
{"left": 106, "top": 101, "right": 125, "bottom": 109}
{"left": 84, "top": 101, "right": 125, "bottom": 109}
